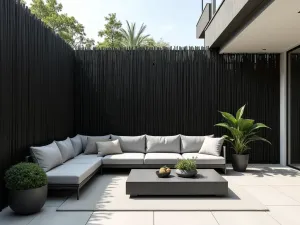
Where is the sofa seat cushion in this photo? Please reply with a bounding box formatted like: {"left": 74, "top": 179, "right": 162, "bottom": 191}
{"left": 46, "top": 161, "right": 101, "bottom": 185}
{"left": 102, "top": 153, "right": 144, "bottom": 165}
{"left": 182, "top": 153, "right": 225, "bottom": 165}
{"left": 64, "top": 154, "right": 103, "bottom": 165}
{"left": 144, "top": 153, "right": 182, "bottom": 165}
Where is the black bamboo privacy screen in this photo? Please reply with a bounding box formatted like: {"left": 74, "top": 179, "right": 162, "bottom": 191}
{"left": 0, "top": 0, "right": 75, "bottom": 209}
{"left": 75, "top": 50, "right": 280, "bottom": 164}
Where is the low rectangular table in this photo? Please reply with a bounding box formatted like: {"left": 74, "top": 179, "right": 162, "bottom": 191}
{"left": 126, "top": 169, "right": 228, "bottom": 196}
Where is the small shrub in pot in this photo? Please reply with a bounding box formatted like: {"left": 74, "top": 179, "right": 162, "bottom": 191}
{"left": 175, "top": 159, "right": 197, "bottom": 178}
{"left": 5, "top": 162, "right": 48, "bottom": 215}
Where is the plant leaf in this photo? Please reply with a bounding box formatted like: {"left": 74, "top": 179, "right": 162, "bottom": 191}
{"left": 250, "top": 123, "right": 270, "bottom": 132}
{"left": 238, "top": 119, "right": 254, "bottom": 131}
{"left": 219, "top": 111, "right": 237, "bottom": 126}
{"left": 236, "top": 105, "right": 246, "bottom": 120}
{"left": 245, "top": 136, "right": 271, "bottom": 145}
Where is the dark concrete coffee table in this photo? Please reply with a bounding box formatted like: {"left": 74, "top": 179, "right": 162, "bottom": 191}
{"left": 126, "top": 169, "right": 228, "bottom": 197}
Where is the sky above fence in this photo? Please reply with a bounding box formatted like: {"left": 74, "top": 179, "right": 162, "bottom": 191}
{"left": 24, "top": 0, "right": 222, "bottom": 47}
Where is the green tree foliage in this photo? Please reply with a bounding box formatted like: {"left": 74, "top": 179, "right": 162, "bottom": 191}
{"left": 29, "top": 0, "right": 94, "bottom": 49}
{"left": 155, "top": 38, "right": 170, "bottom": 48}
{"left": 97, "top": 14, "right": 171, "bottom": 49}
{"left": 143, "top": 37, "right": 156, "bottom": 47}
{"left": 120, "top": 21, "right": 150, "bottom": 47}
{"left": 143, "top": 38, "right": 170, "bottom": 48}
{"left": 96, "top": 13, "right": 123, "bottom": 48}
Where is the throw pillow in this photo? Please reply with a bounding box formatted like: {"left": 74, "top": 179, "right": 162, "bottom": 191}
{"left": 56, "top": 137, "right": 75, "bottom": 162}
{"left": 199, "top": 137, "right": 224, "bottom": 156}
{"left": 96, "top": 139, "right": 123, "bottom": 156}
{"left": 70, "top": 134, "right": 83, "bottom": 156}
{"left": 84, "top": 135, "right": 111, "bottom": 154}
{"left": 180, "top": 134, "right": 214, "bottom": 153}
{"left": 30, "top": 142, "right": 63, "bottom": 172}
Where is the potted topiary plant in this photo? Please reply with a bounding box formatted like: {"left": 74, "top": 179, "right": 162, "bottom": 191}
{"left": 215, "top": 105, "right": 271, "bottom": 172}
{"left": 175, "top": 158, "right": 197, "bottom": 178}
{"left": 5, "top": 162, "right": 48, "bottom": 215}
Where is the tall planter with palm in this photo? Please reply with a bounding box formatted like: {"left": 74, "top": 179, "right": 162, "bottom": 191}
{"left": 215, "top": 105, "right": 271, "bottom": 172}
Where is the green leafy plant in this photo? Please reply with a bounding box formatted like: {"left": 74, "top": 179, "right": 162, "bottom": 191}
{"left": 5, "top": 163, "right": 47, "bottom": 190}
{"left": 215, "top": 105, "right": 271, "bottom": 155}
{"left": 175, "top": 159, "right": 197, "bottom": 171}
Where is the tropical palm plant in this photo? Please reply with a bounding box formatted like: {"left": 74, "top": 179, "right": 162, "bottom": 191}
{"left": 215, "top": 105, "right": 271, "bottom": 155}
{"left": 120, "top": 21, "right": 150, "bottom": 47}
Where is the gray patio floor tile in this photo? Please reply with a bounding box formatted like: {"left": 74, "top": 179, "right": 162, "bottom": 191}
{"left": 28, "top": 207, "right": 92, "bottom": 225}
{"left": 0, "top": 207, "right": 36, "bottom": 225}
{"left": 44, "top": 197, "right": 67, "bottom": 207}
{"left": 243, "top": 186, "right": 300, "bottom": 206}
{"left": 212, "top": 212, "right": 280, "bottom": 225}
{"left": 154, "top": 212, "right": 218, "bottom": 225}
{"left": 272, "top": 185, "right": 300, "bottom": 203}
{"left": 268, "top": 206, "right": 300, "bottom": 225}
{"left": 87, "top": 211, "right": 153, "bottom": 225}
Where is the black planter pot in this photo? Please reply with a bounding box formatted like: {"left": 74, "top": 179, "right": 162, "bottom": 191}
{"left": 9, "top": 185, "right": 47, "bottom": 215}
{"left": 232, "top": 154, "right": 249, "bottom": 172}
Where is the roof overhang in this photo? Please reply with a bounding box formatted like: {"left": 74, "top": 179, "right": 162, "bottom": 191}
{"left": 221, "top": 0, "right": 300, "bottom": 53}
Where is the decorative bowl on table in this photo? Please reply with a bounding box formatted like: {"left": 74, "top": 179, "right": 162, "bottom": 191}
{"left": 156, "top": 166, "right": 171, "bottom": 178}
{"left": 175, "top": 169, "right": 197, "bottom": 178}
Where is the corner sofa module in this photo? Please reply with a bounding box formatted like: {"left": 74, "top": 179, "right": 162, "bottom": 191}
{"left": 47, "top": 155, "right": 102, "bottom": 199}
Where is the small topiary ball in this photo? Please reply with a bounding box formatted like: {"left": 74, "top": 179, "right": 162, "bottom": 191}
{"left": 5, "top": 162, "right": 47, "bottom": 190}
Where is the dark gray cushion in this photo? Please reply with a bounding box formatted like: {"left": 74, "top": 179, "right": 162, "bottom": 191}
{"left": 180, "top": 135, "right": 214, "bottom": 153}
{"left": 30, "top": 142, "right": 63, "bottom": 172}
{"left": 56, "top": 138, "right": 75, "bottom": 162}
{"left": 96, "top": 140, "right": 123, "bottom": 156}
{"left": 146, "top": 135, "right": 180, "bottom": 153}
{"left": 111, "top": 135, "right": 146, "bottom": 153}
{"left": 84, "top": 135, "right": 111, "bottom": 154}
{"left": 70, "top": 135, "right": 83, "bottom": 156}
{"left": 199, "top": 137, "right": 224, "bottom": 156}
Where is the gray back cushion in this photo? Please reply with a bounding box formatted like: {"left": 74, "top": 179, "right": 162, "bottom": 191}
{"left": 30, "top": 142, "right": 63, "bottom": 172}
{"left": 199, "top": 137, "right": 224, "bottom": 156}
{"left": 84, "top": 135, "right": 111, "bottom": 154}
{"left": 111, "top": 135, "right": 146, "bottom": 153}
{"left": 79, "top": 135, "right": 88, "bottom": 149}
{"left": 70, "top": 135, "right": 83, "bottom": 156}
{"left": 96, "top": 140, "right": 123, "bottom": 156}
{"left": 146, "top": 135, "right": 180, "bottom": 153}
{"left": 56, "top": 137, "right": 75, "bottom": 162}
{"left": 180, "top": 135, "right": 214, "bottom": 153}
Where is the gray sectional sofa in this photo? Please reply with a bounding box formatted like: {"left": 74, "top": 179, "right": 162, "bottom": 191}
{"left": 29, "top": 134, "right": 226, "bottom": 199}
